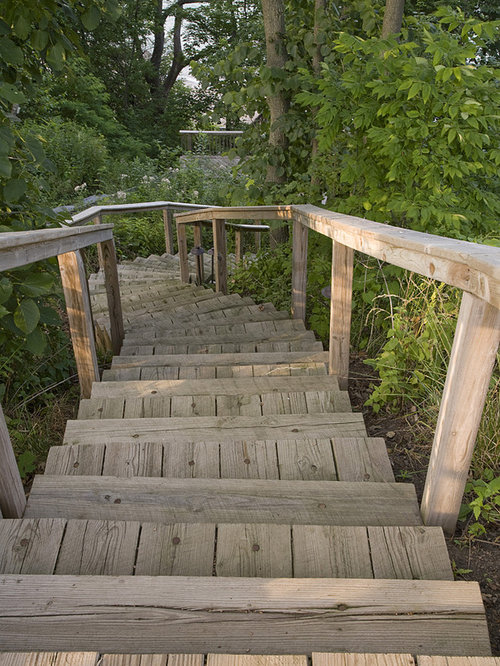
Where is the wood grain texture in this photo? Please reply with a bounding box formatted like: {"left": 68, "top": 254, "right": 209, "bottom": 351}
{"left": 45, "top": 444, "right": 105, "bottom": 476}
{"left": 417, "top": 659, "right": 500, "bottom": 665}
{"left": 216, "top": 524, "right": 292, "bottom": 577}
{"left": 111, "top": 351, "right": 329, "bottom": 368}
{"left": 208, "top": 657, "right": 307, "bottom": 666}
{"left": 58, "top": 250, "right": 100, "bottom": 398}
{"left": 0, "top": 653, "right": 99, "bottom": 666}
{"left": 176, "top": 223, "right": 190, "bottom": 283}
{"left": 0, "top": 519, "right": 65, "bottom": 574}
{"left": 25, "top": 476, "right": 422, "bottom": 526}
{"left": 291, "top": 219, "right": 308, "bottom": 322}
{"left": 212, "top": 219, "right": 227, "bottom": 294}
{"left": 332, "top": 437, "right": 395, "bottom": 482}
{"left": 312, "top": 655, "right": 415, "bottom": 666}
{"left": 328, "top": 241, "right": 353, "bottom": 390}
{"left": 63, "top": 413, "right": 367, "bottom": 445}
{"left": 99, "top": 238, "right": 124, "bottom": 355}
{"left": 0, "top": 575, "right": 490, "bottom": 654}
{"left": 0, "top": 404, "right": 26, "bottom": 518}
{"left": 163, "top": 209, "right": 174, "bottom": 255}
{"left": 421, "top": 293, "right": 500, "bottom": 534}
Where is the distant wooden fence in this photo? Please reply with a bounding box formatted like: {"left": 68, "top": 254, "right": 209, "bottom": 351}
{"left": 175, "top": 204, "right": 500, "bottom": 536}
{"left": 179, "top": 130, "right": 243, "bottom": 154}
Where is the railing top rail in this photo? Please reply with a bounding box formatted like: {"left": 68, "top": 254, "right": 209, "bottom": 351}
{"left": 67, "top": 201, "right": 213, "bottom": 227}
{"left": 176, "top": 204, "right": 500, "bottom": 309}
{"left": 192, "top": 219, "right": 269, "bottom": 232}
{"left": 0, "top": 224, "right": 114, "bottom": 272}
{"left": 179, "top": 130, "right": 244, "bottom": 135}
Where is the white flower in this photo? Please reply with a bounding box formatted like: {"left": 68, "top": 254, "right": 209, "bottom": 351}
{"left": 142, "top": 175, "right": 148, "bottom": 182}
{"left": 161, "top": 177, "right": 170, "bottom": 184}
{"left": 193, "top": 190, "right": 199, "bottom": 197}
{"left": 321, "top": 193, "right": 328, "bottom": 205}
{"left": 116, "top": 191, "right": 127, "bottom": 200}
{"left": 74, "top": 183, "right": 87, "bottom": 192}
{"left": 120, "top": 174, "right": 128, "bottom": 179}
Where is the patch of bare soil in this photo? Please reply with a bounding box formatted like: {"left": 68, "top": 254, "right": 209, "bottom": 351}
{"left": 348, "top": 353, "right": 500, "bottom": 656}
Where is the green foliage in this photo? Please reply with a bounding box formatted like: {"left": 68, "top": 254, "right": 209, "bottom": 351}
{"left": 296, "top": 8, "right": 500, "bottom": 238}
{"left": 21, "top": 118, "right": 110, "bottom": 204}
{"left": 459, "top": 470, "right": 500, "bottom": 536}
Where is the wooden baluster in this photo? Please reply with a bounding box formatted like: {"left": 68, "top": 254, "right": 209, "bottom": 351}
{"left": 235, "top": 229, "right": 242, "bottom": 264}
{"left": 163, "top": 209, "right": 174, "bottom": 255}
{"left": 421, "top": 292, "right": 500, "bottom": 535}
{"left": 193, "top": 222, "right": 204, "bottom": 284}
{"left": 0, "top": 403, "right": 26, "bottom": 518}
{"left": 58, "top": 249, "right": 100, "bottom": 398}
{"left": 291, "top": 218, "right": 308, "bottom": 322}
{"left": 329, "top": 240, "right": 354, "bottom": 390}
{"left": 93, "top": 214, "right": 105, "bottom": 270}
{"left": 177, "top": 222, "right": 190, "bottom": 283}
{"left": 212, "top": 218, "right": 227, "bottom": 294}
{"left": 98, "top": 238, "right": 124, "bottom": 355}
{"left": 254, "top": 220, "right": 262, "bottom": 253}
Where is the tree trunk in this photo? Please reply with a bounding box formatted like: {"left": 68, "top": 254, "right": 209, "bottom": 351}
{"left": 261, "top": 0, "right": 290, "bottom": 244}
{"left": 310, "top": 0, "right": 326, "bottom": 197}
{"left": 381, "top": 0, "right": 405, "bottom": 38}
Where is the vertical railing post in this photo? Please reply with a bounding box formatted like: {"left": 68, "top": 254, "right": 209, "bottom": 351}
{"left": 98, "top": 238, "right": 124, "bottom": 355}
{"left": 177, "top": 222, "right": 190, "bottom": 283}
{"left": 163, "top": 208, "right": 174, "bottom": 255}
{"left": 0, "top": 403, "right": 26, "bottom": 518}
{"left": 93, "top": 214, "right": 105, "bottom": 270}
{"left": 329, "top": 240, "right": 353, "bottom": 390}
{"left": 254, "top": 221, "right": 262, "bottom": 253}
{"left": 421, "top": 292, "right": 500, "bottom": 535}
{"left": 58, "top": 249, "right": 100, "bottom": 398}
{"left": 193, "top": 222, "right": 204, "bottom": 284}
{"left": 291, "top": 218, "right": 308, "bottom": 322}
{"left": 212, "top": 218, "right": 227, "bottom": 294}
{"left": 235, "top": 229, "right": 242, "bottom": 264}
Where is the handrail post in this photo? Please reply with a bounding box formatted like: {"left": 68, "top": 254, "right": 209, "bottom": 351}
{"left": 177, "top": 222, "right": 190, "bottom": 283}
{"left": 291, "top": 218, "right": 308, "bottom": 321}
{"left": 163, "top": 208, "right": 174, "bottom": 255}
{"left": 58, "top": 249, "right": 100, "bottom": 398}
{"left": 329, "top": 240, "right": 354, "bottom": 390}
{"left": 93, "top": 214, "right": 105, "bottom": 270}
{"left": 99, "top": 238, "right": 124, "bottom": 355}
{"left": 235, "top": 229, "right": 242, "bottom": 264}
{"left": 212, "top": 218, "right": 227, "bottom": 294}
{"left": 421, "top": 292, "right": 500, "bottom": 535}
{"left": 193, "top": 222, "right": 204, "bottom": 284}
{"left": 0, "top": 403, "right": 26, "bottom": 518}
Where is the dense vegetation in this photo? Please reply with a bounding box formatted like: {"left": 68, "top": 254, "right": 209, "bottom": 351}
{"left": 0, "top": 0, "right": 498, "bottom": 531}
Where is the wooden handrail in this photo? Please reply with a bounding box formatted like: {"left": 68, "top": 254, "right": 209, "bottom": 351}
{"left": 175, "top": 203, "right": 500, "bottom": 535}
{"left": 0, "top": 224, "right": 125, "bottom": 518}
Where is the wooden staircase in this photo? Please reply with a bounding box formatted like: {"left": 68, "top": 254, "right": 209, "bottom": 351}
{"left": 0, "top": 254, "right": 494, "bottom": 660}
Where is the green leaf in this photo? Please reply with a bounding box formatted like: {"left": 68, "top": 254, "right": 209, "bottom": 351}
{"left": 19, "top": 272, "right": 54, "bottom": 297}
{"left": 31, "top": 30, "right": 49, "bottom": 51}
{"left": 0, "top": 155, "right": 12, "bottom": 178}
{"left": 0, "top": 277, "right": 13, "bottom": 304}
{"left": 3, "top": 178, "right": 26, "bottom": 203}
{"left": 0, "top": 82, "right": 26, "bottom": 104}
{"left": 14, "top": 15, "right": 31, "bottom": 40}
{"left": 26, "top": 328, "right": 46, "bottom": 355}
{"left": 81, "top": 6, "right": 101, "bottom": 31}
{"left": 17, "top": 450, "right": 36, "bottom": 479}
{"left": 0, "top": 304, "right": 9, "bottom": 318}
{"left": 0, "top": 37, "right": 24, "bottom": 66}
{"left": 39, "top": 305, "right": 61, "bottom": 326}
{"left": 13, "top": 299, "right": 39, "bottom": 334}
{"left": 46, "top": 42, "right": 66, "bottom": 70}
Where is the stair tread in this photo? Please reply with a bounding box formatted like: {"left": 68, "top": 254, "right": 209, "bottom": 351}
{"left": 46, "top": 437, "right": 393, "bottom": 482}
{"left": 0, "top": 574, "right": 490, "bottom": 655}
{"left": 0, "top": 518, "right": 451, "bottom": 579}
{"left": 24, "top": 476, "right": 419, "bottom": 526}
{"left": 111, "top": 351, "right": 329, "bottom": 368}
{"left": 64, "top": 412, "right": 367, "bottom": 444}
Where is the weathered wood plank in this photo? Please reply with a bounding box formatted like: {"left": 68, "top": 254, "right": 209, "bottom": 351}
{"left": 291, "top": 219, "right": 308, "bottom": 322}
{"left": 91, "top": 376, "right": 341, "bottom": 399}
{"left": 0, "top": 404, "right": 26, "bottom": 518}
{"left": 276, "top": 439, "right": 337, "bottom": 481}
{"left": 25, "top": 477, "right": 422, "bottom": 526}
{"left": 0, "top": 519, "right": 65, "bottom": 574}
{"left": 216, "top": 524, "right": 292, "bottom": 577}
{"left": 219, "top": 441, "right": 279, "bottom": 479}
{"left": 63, "top": 413, "right": 367, "bottom": 445}
{"left": 163, "top": 442, "right": 219, "bottom": 478}
{"left": 136, "top": 523, "right": 215, "bottom": 576}
{"left": 58, "top": 250, "right": 100, "bottom": 398}
{"left": 45, "top": 444, "right": 105, "bottom": 476}
{"left": 332, "top": 437, "right": 395, "bottom": 482}
{"left": 55, "top": 520, "right": 140, "bottom": 575}
{"left": 102, "top": 442, "right": 163, "bottom": 477}
{"left": 417, "top": 659, "right": 500, "bottom": 665}
{"left": 0, "top": 653, "right": 100, "bottom": 666}
{"left": 0, "top": 575, "right": 489, "bottom": 654}
{"left": 111, "top": 351, "right": 329, "bottom": 368}
{"left": 122, "top": 330, "right": 315, "bottom": 348}
{"left": 329, "top": 241, "right": 353, "bottom": 389}
{"left": 213, "top": 219, "right": 227, "bottom": 294}
{"left": 208, "top": 656, "right": 307, "bottom": 666}
{"left": 421, "top": 293, "right": 500, "bottom": 534}
{"left": 292, "top": 526, "right": 372, "bottom": 578}
{"left": 312, "top": 655, "right": 415, "bottom": 666}
{"left": 163, "top": 209, "right": 174, "bottom": 254}
{"left": 99, "top": 237, "right": 124, "bottom": 355}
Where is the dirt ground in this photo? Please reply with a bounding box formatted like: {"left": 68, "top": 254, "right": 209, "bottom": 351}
{"left": 348, "top": 354, "right": 500, "bottom": 656}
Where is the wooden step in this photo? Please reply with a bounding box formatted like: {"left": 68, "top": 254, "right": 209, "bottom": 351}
{"left": 25, "top": 477, "right": 419, "bottom": 525}
{"left": 121, "top": 330, "right": 316, "bottom": 349}
{"left": 46, "top": 437, "right": 393, "bottom": 481}
{"left": 0, "top": 575, "right": 489, "bottom": 655}
{"left": 63, "top": 413, "right": 366, "bottom": 445}
{"left": 77, "top": 390, "right": 351, "bottom": 420}
{"left": 103, "top": 362, "right": 328, "bottom": 381}
{"left": 122, "top": 318, "right": 307, "bottom": 340}
{"left": 111, "top": 351, "right": 329, "bottom": 368}
{"left": 90, "top": 376, "right": 341, "bottom": 398}
{"left": 0, "top": 519, "right": 451, "bottom": 579}
{"left": 121, "top": 341, "right": 323, "bottom": 357}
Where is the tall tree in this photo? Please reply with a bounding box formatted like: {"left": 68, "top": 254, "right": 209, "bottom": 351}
{"left": 381, "top": 0, "right": 405, "bottom": 37}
